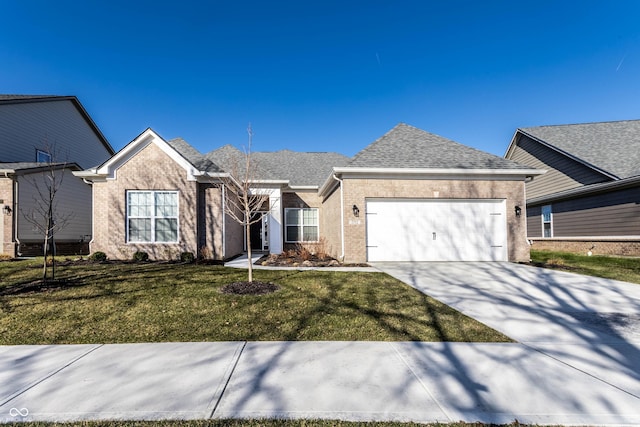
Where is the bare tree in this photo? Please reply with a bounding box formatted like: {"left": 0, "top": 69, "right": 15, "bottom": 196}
{"left": 221, "top": 124, "right": 271, "bottom": 283}
{"left": 21, "top": 140, "right": 74, "bottom": 282}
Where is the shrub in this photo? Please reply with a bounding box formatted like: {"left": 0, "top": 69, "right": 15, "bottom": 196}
{"left": 180, "top": 251, "right": 195, "bottom": 263}
{"left": 89, "top": 251, "right": 107, "bottom": 262}
{"left": 295, "top": 244, "right": 313, "bottom": 261}
{"left": 199, "top": 246, "right": 213, "bottom": 260}
{"left": 132, "top": 251, "right": 149, "bottom": 262}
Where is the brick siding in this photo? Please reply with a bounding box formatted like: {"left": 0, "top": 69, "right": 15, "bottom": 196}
{"left": 530, "top": 239, "right": 640, "bottom": 257}
{"left": 334, "top": 178, "right": 528, "bottom": 263}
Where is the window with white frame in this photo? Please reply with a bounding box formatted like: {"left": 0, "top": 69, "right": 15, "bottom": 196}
{"left": 127, "top": 191, "right": 179, "bottom": 243}
{"left": 542, "top": 205, "right": 553, "bottom": 238}
{"left": 285, "top": 208, "right": 318, "bottom": 242}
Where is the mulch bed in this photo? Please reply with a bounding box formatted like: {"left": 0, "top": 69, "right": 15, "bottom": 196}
{"left": 220, "top": 281, "right": 280, "bottom": 295}
{"left": 256, "top": 253, "right": 368, "bottom": 268}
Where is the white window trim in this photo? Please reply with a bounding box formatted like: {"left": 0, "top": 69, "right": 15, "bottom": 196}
{"left": 284, "top": 207, "right": 319, "bottom": 243}
{"left": 542, "top": 204, "right": 553, "bottom": 238}
{"left": 126, "top": 190, "right": 180, "bottom": 243}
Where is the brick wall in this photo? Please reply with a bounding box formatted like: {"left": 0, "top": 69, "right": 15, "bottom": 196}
{"left": 0, "top": 177, "right": 15, "bottom": 255}
{"left": 91, "top": 142, "right": 203, "bottom": 261}
{"left": 282, "top": 190, "right": 325, "bottom": 253}
{"left": 319, "top": 186, "right": 342, "bottom": 260}
{"left": 530, "top": 238, "right": 640, "bottom": 257}
{"left": 339, "top": 178, "right": 529, "bottom": 263}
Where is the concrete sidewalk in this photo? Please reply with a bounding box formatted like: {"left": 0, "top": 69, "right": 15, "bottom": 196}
{"left": 2, "top": 340, "right": 640, "bottom": 425}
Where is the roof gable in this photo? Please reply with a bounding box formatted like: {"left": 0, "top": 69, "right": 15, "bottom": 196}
{"left": 83, "top": 128, "right": 222, "bottom": 181}
{"left": 350, "top": 123, "right": 531, "bottom": 170}
{"left": 517, "top": 120, "right": 640, "bottom": 180}
{"left": 0, "top": 94, "right": 115, "bottom": 156}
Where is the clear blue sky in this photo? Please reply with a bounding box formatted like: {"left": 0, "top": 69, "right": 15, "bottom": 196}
{"left": 2, "top": 1, "right": 639, "bottom": 157}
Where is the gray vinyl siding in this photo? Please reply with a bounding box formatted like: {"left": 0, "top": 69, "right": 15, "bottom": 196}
{"left": 509, "top": 135, "right": 611, "bottom": 200}
{"left": 0, "top": 100, "right": 112, "bottom": 168}
{"left": 17, "top": 169, "right": 92, "bottom": 242}
{"left": 526, "top": 205, "right": 542, "bottom": 237}
{"left": 528, "top": 186, "right": 640, "bottom": 238}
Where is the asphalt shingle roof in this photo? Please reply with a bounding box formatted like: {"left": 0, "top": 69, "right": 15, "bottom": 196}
{"left": 166, "top": 138, "right": 222, "bottom": 173}
{"left": 349, "top": 123, "right": 531, "bottom": 170}
{"left": 0, "top": 162, "right": 77, "bottom": 172}
{"left": 207, "top": 145, "right": 351, "bottom": 187}
{"left": 0, "top": 94, "right": 61, "bottom": 102}
{"left": 520, "top": 120, "right": 640, "bottom": 179}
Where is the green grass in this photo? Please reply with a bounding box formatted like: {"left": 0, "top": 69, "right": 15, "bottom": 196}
{"left": 531, "top": 250, "right": 640, "bottom": 284}
{"left": 0, "top": 259, "right": 510, "bottom": 345}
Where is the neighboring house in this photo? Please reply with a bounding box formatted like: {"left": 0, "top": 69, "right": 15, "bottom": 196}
{"left": 505, "top": 120, "right": 640, "bottom": 256}
{"left": 0, "top": 95, "right": 115, "bottom": 256}
{"left": 78, "top": 123, "right": 542, "bottom": 263}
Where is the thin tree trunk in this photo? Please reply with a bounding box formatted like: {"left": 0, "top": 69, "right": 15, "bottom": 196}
{"left": 246, "top": 222, "right": 253, "bottom": 283}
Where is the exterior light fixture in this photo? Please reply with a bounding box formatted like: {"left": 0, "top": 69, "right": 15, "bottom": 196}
{"left": 514, "top": 205, "right": 522, "bottom": 217}
{"left": 3, "top": 205, "right": 11, "bottom": 215}
{"left": 352, "top": 204, "right": 359, "bottom": 217}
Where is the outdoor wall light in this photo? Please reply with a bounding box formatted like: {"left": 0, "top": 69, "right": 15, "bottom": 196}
{"left": 352, "top": 204, "right": 360, "bottom": 217}
{"left": 3, "top": 205, "right": 12, "bottom": 215}
{"left": 514, "top": 205, "right": 522, "bottom": 217}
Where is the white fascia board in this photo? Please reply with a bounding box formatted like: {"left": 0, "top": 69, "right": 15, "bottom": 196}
{"left": 287, "top": 185, "right": 318, "bottom": 191}
{"left": 247, "top": 179, "right": 290, "bottom": 185}
{"left": 94, "top": 128, "right": 199, "bottom": 181}
{"left": 333, "top": 167, "right": 545, "bottom": 179}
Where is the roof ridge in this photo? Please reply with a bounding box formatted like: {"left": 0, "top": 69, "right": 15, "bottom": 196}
{"left": 521, "top": 118, "right": 640, "bottom": 130}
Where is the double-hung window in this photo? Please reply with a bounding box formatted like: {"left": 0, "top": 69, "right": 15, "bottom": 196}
{"left": 542, "top": 205, "right": 553, "bottom": 238}
{"left": 285, "top": 208, "right": 318, "bottom": 242}
{"left": 127, "top": 191, "right": 179, "bottom": 243}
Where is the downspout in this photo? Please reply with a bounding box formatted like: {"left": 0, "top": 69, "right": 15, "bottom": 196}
{"left": 221, "top": 184, "right": 227, "bottom": 260}
{"left": 82, "top": 179, "right": 95, "bottom": 254}
{"left": 13, "top": 176, "right": 21, "bottom": 256}
{"left": 331, "top": 173, "right": 345, "bottom": 261}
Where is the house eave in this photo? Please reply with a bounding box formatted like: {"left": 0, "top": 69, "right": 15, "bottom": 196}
{"left": 527, "top": 175, "right": 640, "bottom": 205}
{"left": 514, "top": 129, "right": 619, "bottom": 181}
{"left": 319, "top": 167, "right": 544, "bottom": 197}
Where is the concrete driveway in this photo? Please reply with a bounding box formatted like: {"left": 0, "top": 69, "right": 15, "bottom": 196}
{"left": 375, "top": 261, "right": 640, "bottom": 399}
{"left": 2, "top": 262, "right": 640, "bottom": 425}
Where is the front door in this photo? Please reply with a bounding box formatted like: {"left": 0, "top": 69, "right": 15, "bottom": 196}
{"left": 249, "top": 213, "right": 269, "bottom": 251}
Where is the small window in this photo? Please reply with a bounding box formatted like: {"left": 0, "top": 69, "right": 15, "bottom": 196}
{"left": 36, "top": 149, "right": 51, "bottom": 163}
{"left": 285, "top": 208, "right": 318, "bottom": 242}
{"left": 542, "top": 205, "right": 553, "bottom": 238}
{"left": 127, "top": 190, "right": 179, "bottom": 243}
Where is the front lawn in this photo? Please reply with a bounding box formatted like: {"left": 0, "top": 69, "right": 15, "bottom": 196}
{"left": 531, "top": 250, "right": 640, "bottom": 284}
{"left": 0, "top": 259, "right": 510, "bottom": 344}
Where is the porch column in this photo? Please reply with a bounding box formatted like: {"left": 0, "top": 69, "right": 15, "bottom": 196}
{"left": 268, "top": 187, "right": 282, "bottom": 254}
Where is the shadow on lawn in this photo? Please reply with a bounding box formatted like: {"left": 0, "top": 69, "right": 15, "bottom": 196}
{"left": 0, "top": 278, "right": 85, "bottom": 296}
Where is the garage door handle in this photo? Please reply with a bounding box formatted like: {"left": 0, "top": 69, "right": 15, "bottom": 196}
{"left": 433, "top": 232, "right": 436, "bottom": 240}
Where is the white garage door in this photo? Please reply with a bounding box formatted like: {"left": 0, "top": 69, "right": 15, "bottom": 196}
{"left": 366, "top": 199, "right": 507, "bottom": 262}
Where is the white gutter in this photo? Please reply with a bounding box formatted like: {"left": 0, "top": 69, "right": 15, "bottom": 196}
{"left": 319, "top": 167, "right": 545, "bottom": 197}
{"left": 331, "top": 167, "right": 545, "bottom": 176}
{"left": 221, "top": 184, "right": 227, "bottom": 259}
{"left": 331, "top": 173, "right": 345, "bottom": 261}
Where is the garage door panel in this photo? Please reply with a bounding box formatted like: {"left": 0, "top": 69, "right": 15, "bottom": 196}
{"left": 366, "top": 199, "right": 507, "bottom": 262}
